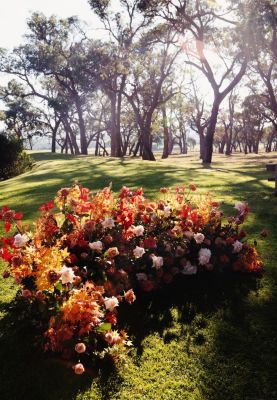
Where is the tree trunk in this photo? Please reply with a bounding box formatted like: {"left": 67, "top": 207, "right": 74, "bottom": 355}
{"left": 203, "top": 101, "right": 220, "bottom": 164}
{"left": 162, "top": 106, "right": 170, "bottom": 159}
{"left": 75, "top": 98, "right": 88, "bottom": 155}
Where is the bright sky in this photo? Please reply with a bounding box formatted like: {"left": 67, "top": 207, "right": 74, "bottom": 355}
{"left": 0, "top": 0, "right": 102, "bottom": 50}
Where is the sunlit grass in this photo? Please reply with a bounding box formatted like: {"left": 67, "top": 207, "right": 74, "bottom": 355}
{"left": 0, "top": 151, "right": 277, "bottom": 400}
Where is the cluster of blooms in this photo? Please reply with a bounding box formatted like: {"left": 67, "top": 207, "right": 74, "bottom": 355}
{"left": 0, "top": 183, "right": 263, "bottom": 374}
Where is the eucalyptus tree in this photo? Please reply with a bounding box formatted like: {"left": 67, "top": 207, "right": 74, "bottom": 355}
{"left": 88, "top": 0, "right": 153, "bottom": 157}
{"left": 138, "top": 0, "right": 249, "bottom": 164}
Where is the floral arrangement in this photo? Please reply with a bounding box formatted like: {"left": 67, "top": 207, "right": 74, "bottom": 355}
{"left": 0, "top": 183, "right": 263, "bottom": 374}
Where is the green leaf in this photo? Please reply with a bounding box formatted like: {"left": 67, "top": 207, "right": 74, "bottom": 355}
{"left": 55, "top": 281, "right": 62, "bottom": 292}
{"left": 97, "top": 322, "right": 111, "bottom": 332}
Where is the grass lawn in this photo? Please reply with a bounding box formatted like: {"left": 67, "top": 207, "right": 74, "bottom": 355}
{"left": 0, "top": 151, "right": 277, "bottom": 400}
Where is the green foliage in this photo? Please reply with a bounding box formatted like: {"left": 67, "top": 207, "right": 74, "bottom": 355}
{"left": 0, "top": 133, "right": 33, "bottom": 180}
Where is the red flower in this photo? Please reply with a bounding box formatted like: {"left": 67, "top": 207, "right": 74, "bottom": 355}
{"left": 160, "top": 187, "right": 168, "bottom": 193}
{"left": 189, "top": 183, "right": 197, "bottom": 191}
{"left": 39, "top": 201, "right": 54, "bottom": 212}
{"left": 143, "top": 237, "right": 157, "bottom": 249}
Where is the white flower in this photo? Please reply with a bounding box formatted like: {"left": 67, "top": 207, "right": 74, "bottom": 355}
{"left": 198, "top": 248, "right": 212, "bottom": 266}
{"left": 181, "top": 261, "right": 197, "bottom": 275}
{"left": 60, "top": 265, "right": 75, "bottom": 284}
{"left": 101, "top": 218, "right": 115, "bottom": 229}
{"left": 133, "top": 225, "right": 144, "bottom": 237}
{"left": 133, "top": 246, "right": 145, "bottom": 258}
{"left": 184, "top": 231, "right": 193, "bottom": 239}
{"left": 136, "top": 273, "right": 148, "bottom": 281}
{"left": 234, "top": 202, "right": 247, "bottom": 214}
{"left": 152, "top": 255, "right": 164, "bottom": 269}
{"left": 232, "top": 240, "right": 243, "bottom": 253}
{"left": 163, "top": 206, "right": 171, "bottom": 217}
{"left": 89, "top": 241, "right": 103, "bottom": 252}
{"left": 13, "top": 233, "right": 29, "bottom": 248}
{"left": 104, "top": 296, "right": 119, "bottom": 311}
{"left": 194, "top": 233, "right": 205, "bottom": 244}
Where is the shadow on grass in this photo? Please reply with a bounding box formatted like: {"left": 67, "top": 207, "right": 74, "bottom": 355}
{"left": 0, "top": 273, "right": 261, "bottom": 400}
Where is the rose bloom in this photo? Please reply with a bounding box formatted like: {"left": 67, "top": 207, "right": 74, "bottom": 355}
{"left": 73, "top": 363, "right": 85, "bottom": 375}
{"left": 189, "top": 183, "right": 197, "bottom": 191}
{"left": 133, "top": 246, "right": 145, "bottom": 258}
{"left": 234, "top": 201, "right": 248, "bottom": 214}
{"left": 181, "top": 261, "right": 197, "bottom": 275}
{"left": 133, "top": 225, "right": 145, "bottom": 237}
{"left": 194, "top": 233, "right": 205, "bottom": 244}
{"left": 13, "top": 233, "right": 29, "bottom": 248}
{"left": 105, "top": 330, "right": 122, "bottom": 345}
{"left": 232, "top": 240, "right": 243, "bottom": 253}
{"left": 163, "top": 206, "right": 171, "bottom": 218}
{"left": 22, "top": 289, "right": 32, "bottom": 298}
{"left": 198, "top": 248, "right": 212, "bottom": 266}
{"left": 75, "top": 343, "right": 86, "bottom": 353}
{"left": 104, "top": 296, "right": 119, "bottom": 311}
{"left": 89, "top": 240, "right": 103, "bottom": 252}
{"left": 60, "top": 265, "right": 75, "bottom": 284}
{"left": 136, "top": 272, "right": 148, "bottom": 281}
{"left": 125, "top": 289, "right": 136, "bottom": 304}
{"left": 101, "top": 217, "right": 115, "bottom": 229}
{"left": 107, "top": 247, "right": 119, "bottom": 258}
{"left": 152, "top": 255, "right": 164, "bottom": 269}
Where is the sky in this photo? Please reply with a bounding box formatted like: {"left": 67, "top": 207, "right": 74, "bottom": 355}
{"left": 0, "top": 0, "right": 102, "bottom": 50}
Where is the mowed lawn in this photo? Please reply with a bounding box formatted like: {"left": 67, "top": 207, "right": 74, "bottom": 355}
{"left": 0, "top": 151, "right": 277, "bottom": 400}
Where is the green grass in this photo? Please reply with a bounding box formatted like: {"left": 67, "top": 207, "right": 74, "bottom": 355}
{"left": 0, "top": 151, "right": 277, "bottom": 400}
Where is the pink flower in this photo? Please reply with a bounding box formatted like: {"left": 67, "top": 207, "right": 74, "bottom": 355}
{"left": 73, "top": 363, "right": 85, "bottom": 375}
{"left": 198, "top": 248, "right": 211, "bottom": 265}
{"left": 14, "top": 233, "right": 28, "bottom": 248}
{"left": 89, "top": 241, "right": 103, "bottom": 252}
{"left": 194, "top": 233, "right": 205, "bottom": 244}
{"left": 151, "top": 255, "right": 164, "bottom": 269}
{"left": 234, "top": 202, "right": 248, "bottom": 214}
{"left": 133, "top": 225, "right": 144, "bottom": 237}
{"left": 133, "top": 246, "right": 145, "bottom": 258}
{"left": 75, "top": 343, "right": 86, "bottom": 353}
{"left": 60, "top": 266, "right": 75, "bottom": 284}
{"left": 107, "top": 247, "right": 119, "bottom": 258}
{"left": 125, "top": 289, "right": 136, "bottom": 304}
{"left": 105, "top": 330, "right": 122, "bottom": 345}
{"left": 104, "top": 296, "right": 119, "bottom": 311}
{"left": 232, "top": 240, "right": 243, "bottom": 253}
{"left": 101, "top": 218, "right": 115, "bottom": 229}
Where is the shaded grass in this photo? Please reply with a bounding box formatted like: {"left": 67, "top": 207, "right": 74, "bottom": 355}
{"left": 0, "top": 151, "right": 277, "bottom": 400}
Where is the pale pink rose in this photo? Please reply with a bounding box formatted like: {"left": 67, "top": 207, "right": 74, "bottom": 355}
{"left": 133, "top": 225, "right": 145, "bottom": 237}
{"left": 75, "top": 343, "right": 86, "bottom": 353}
{"left": 104, "top": 296, "right": 119, "bottom": 311}
{"left": 73, "top": 363, "right": 85, "bottom": 375}
{"left": 105, "top": 330, "right": 121, "bottom": 345}
{"left": 89, "top": 241, "right": 103, "bottom": 252}
{"left": 60, "top": 266, "right": 75, "bottom": 284}
{"left": 152, "top": 255, "right": 164, "bottom": 269}
{"left": 136, "top": 272, "right": 148, "bottom": 281}
{"left": 14, "top": 233, "right": 28, "bottom": 248}
{"left": 107, "top": 247, "right": 119, "bottom": 258}
{"left": 198, "top": 248, "right": 212, "bottom": 266}
{"left": 234, "top": 202, "right": 248, "bottom": 214}
{"left": 232, "top": 240, "right": 243, "bottom": 253}
{"left": 181, "top": 261, "right": 197, "bottom": 275}
{"left": 163, "top": 206, "right": 171, "bottom": 217}
{"left": 194, "top": 233, "right": 205, "bottom": 244}
{"left": 133, "top": 246, "right": 145, "bottom": 258}
{"left": 101, "top": 217, "right": 115, "bottom": 229}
